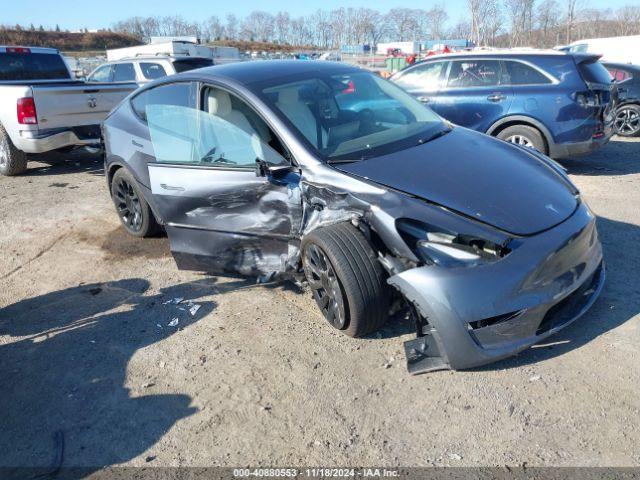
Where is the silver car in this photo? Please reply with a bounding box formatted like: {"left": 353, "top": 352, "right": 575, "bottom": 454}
{"left": 103, "top": 61, "right": 605, "bottom": 373}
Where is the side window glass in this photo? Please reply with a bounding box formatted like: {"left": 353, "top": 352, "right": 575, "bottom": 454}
{"left": 113, "top": 63, "right": 136, "bottom": 82}
{"left": 197, "top": 87, "right": 288, "bottom": 168}
{"left": 394, "top": 61, "right": 446, "bottom": 91}
{"left": 504, "top": 61, "right": 551, "bottom": 85}
{"left": 131, "top": 82, "right": 195, "bottom": 122}
{"left": 88, "top": 64, "right": 112, "bottom": 82}
{"left": 140, "top": 62, "right": 168, "bottom": 80}
{"left": 448, "top": 60, "right": 501, "bottom": 88}
{"left": 144, "top": 85, "right": 288, "bottom": 167}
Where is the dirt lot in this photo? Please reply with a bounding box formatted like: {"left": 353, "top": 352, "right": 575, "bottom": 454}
{"left": 1, "top": 138, "right": 639, "bottom": 471}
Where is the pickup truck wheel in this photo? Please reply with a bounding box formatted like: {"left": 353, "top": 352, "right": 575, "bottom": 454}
{"left": 302, "top": 222, "right": 389, "bottom": 337}
{"left": 111, "top": 168, "right": 159, "bottom": 238}
{"left": 497, "top": 125, "right": 547, "bottom": 154}
{"left": 0, "top": 125, "right": 27, "bottom": 176}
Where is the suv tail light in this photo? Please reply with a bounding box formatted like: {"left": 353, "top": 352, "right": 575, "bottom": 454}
{"left": 573, "top": 90, "right": 602, "bottom": 108}
{"left": 17, "top": 97, "right": 37, "bottom": 125}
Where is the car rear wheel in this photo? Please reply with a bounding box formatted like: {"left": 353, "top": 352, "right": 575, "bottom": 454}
{"left": 301, "top": 222, "right": 389, "bottom": 337}
{"left": 110, "top": 168, "right": 159, "bottom": 238}
{"left": 614, "top": 105, "right": 640, "bottom": 137}
{"left": 497, "top": 125, "right": 547, "bottom": 154}
{"left": 0, "top": 124, "right": 28, "bottom": 176}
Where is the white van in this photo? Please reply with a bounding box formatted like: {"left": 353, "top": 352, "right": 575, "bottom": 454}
{"left": 567, "top": 35, "right": 640, "bottom": 65}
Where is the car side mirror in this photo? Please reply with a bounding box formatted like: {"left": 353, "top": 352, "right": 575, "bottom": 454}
{"left": 255, "top": 158, "right": 296, "bottom": 178}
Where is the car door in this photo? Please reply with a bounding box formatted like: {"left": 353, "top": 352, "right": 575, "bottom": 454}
{"left": 392, "top": 60, "right": 448, "bottom": 111}
{"left": 435, "top": 59, "right": 513, "bottom": 132}
{"left": 143, "top": 81, "right": 303, "bottom": 276}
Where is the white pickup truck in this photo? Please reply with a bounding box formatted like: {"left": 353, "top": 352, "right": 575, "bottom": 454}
{"left": 0, "top": 46, "right": 137, "bottom": 176}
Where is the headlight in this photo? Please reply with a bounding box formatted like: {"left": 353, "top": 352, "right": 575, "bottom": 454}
{"left": 396, "top": 219, "right": 512, "bottom": 268}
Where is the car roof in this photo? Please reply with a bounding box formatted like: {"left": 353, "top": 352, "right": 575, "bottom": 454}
{"left": 192, "top": 60, "right": 361, "bottom": 85}
{"left": 422, "top": 49, "right": 571, "bottom": 61}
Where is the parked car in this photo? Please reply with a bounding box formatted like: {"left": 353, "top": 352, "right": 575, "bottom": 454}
{"left": 603, "top": 62, "right": 640, "bottom": 137}
{"left": 87, "top": 56, "right": 214, "bottom": 86}
{"left": 0, "top": 45, "right": 136, "bottom": 176}
{"left": 391, "top": 51, "right": 616, "bottom": 158}
{"left": 103, "top": 61, "right": 604, "bottom": 373}
{"left": 565, "top": 35, "right": 640, "bottom": 65}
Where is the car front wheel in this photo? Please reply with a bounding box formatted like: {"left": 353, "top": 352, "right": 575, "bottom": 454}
{"left": 110, "top": 168, "right": 159, "bottom": 237}
{"left": 301, "top": 222, "right": 389, "bottom": 337}
{"left": 614, "top": 105, "right": 640, "bottom": 137}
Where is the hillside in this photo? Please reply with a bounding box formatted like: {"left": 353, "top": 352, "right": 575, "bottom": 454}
{"left": 0, "top": 29, "right": 140, "bottom": 52}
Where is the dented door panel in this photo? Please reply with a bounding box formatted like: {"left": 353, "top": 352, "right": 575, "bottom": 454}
{"left": 148, "top": 164, "right": 303, "bottom": 276}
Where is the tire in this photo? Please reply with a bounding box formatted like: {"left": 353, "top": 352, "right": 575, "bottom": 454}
{"left": 301, "top": 222, "right": 389, "bottom": 337}
{"left": 496, "top": 124, "right": 547, "bottom": 154}
{"left": 110, "top": 168, "right": 159, "bottom": 238}
{"left": 0, "top": 124, "right": 28, "bottom": 176}
{"left": 613, "top": 104, "right": 640, "bottom": 137}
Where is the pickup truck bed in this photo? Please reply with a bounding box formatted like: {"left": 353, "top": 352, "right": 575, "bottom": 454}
{"left": 0, "top": 45, "right": 137, "bottom": 175}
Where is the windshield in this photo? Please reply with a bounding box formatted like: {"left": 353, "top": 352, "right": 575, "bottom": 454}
{"left": 258, "top": 71, "right": 446, "bottom": 161}
{"left": 0, "top": 52, "right": 70, "bottom": 81}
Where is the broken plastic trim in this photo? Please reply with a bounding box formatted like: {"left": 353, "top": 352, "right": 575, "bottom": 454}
{"left": 395, "top": 218, "right": 512, "bottom": 268}
{"left": 403, "top": 302, "right": 448, "bottom": 374}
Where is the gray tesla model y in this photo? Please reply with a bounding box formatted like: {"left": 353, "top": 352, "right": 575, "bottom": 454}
{"left": 103, "top": 61, "right": 604, "bottom": 373}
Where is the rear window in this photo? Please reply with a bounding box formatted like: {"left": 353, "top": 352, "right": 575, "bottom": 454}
{"left": 171, "top": 58, "right": 213, "bottom": 73}
{"left": 578, "top": 61, "right": 612, "bottom": 85}
{"left": 113, "top": 63, "right": 136, "bottom": 82}
{"left": 504, "top": 61, "right": 552, "bottom": 85}
{"left": 0, "top": 52, "right": 70, "bottom": 80}
{"left": 140, "top": 62, "right": 167, "bottom": 80}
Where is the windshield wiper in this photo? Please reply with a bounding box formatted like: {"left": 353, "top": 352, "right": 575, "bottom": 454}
{"left": 417, "top": 127, "right": 452, "bottom": 145}
{"left": 326, "top": 157, "right": 366, "bottom": 165}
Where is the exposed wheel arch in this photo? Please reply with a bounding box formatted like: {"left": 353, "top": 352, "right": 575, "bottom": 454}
{"left": 486, "top": 116, "right": 552, "bottom": 155}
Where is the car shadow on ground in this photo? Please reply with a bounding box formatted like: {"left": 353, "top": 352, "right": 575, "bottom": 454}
{"left": 24, "top": 149, "right": 104, "bottom": 178}
{"left": 0, "top": 278, "right": 216, "bottom": 474}
{"left": 474, "top": 214, "right": 640, "bottom": 371}
{"left": 558, "top": 137, "right": 640, "bottom": 177}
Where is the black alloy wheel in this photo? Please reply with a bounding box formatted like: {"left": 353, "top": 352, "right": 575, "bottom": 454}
{"left": 114, "top": 176, "right": 144, "bottom": 233}
{"left": 303, "top": 243, "right": 347, "bottom": 329}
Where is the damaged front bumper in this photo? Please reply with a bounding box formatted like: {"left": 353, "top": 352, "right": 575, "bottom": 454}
{"left": 388, "top": 202, "right": 605, "bottom": 373}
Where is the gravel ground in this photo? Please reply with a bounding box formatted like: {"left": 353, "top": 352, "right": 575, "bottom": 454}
{"left": 0, "top": 138, "right": 639, "bottom": 470}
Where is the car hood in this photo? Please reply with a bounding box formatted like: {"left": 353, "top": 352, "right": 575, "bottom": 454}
{"left": 335, "top": 127, "right": 578, "bottom": 236}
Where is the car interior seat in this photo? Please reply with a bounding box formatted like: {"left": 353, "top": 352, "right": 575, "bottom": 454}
{"left": 276, "top": 86, "right": 327, "bottom": 149}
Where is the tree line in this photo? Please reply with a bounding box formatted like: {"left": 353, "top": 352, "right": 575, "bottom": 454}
{"left": 110, "top": 3, "right": 640, "bottom": 50}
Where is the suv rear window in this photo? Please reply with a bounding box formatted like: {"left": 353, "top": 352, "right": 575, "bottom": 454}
{"left": 0, "top": 52, "right": 70, "bottom": 80}
{"left": 578, "top": 60, "right": 612, "bottom": 85}
{"left": 171, "top": 58, "right": 213, "bottom": 73}
{"left": 504, "top": 61, "right": 551, "bottom": 85}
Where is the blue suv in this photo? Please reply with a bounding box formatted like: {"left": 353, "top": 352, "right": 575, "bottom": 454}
{"left": 391, "top": 51, "right": 616, "bottom": 158}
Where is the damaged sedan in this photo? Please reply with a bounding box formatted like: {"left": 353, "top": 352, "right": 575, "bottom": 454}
{"left": 103, "top": 61, "right": 605, "bottom": 373}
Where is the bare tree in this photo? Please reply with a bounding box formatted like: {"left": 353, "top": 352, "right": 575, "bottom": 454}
{"left": 426, "top": 5, "right": 449, "bottom": 40}
{"left": 225, "top": 14, "right": 238, "bottom": 40}
{"left": 274, "top": 12, "right": 291, "bottom": 44}
{"left": 205, "top": 16, "right": 223, "bottom": 42}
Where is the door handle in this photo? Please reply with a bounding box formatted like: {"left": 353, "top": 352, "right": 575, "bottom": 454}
{"left": 132, "top": 140, "right": 144, "bottom": 148}
{"left": 416, "top": 96, "right": 430, "bottom": 103}
{"left": 487, "top": 94, "right": 506, "bottom": 102}
{"left": 160, "top": 183, "right": 185, "bottom": 192}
